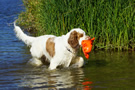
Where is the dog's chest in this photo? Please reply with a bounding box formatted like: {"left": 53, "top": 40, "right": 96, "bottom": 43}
{"left": 59, "top": 50, "right": 76, "bottom": 66}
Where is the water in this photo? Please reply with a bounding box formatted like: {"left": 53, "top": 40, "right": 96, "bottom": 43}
{"left": 1, "top": 0, "right": 135, "bottom": 89}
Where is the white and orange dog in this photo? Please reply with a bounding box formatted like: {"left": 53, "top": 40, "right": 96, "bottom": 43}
{"left": 14, "top": 21, "right": 90, "bottom": 70}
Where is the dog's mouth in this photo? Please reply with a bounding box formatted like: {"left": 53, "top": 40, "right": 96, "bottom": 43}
{"left": 81, "top": 37, "right": 95, "bottom": 59}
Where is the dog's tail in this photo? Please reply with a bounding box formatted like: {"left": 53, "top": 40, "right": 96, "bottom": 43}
{"left": 14, "top": 21, "right": 36, "bottom": 46}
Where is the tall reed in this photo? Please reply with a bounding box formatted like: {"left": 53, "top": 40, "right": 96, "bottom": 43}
{"left": 18, "top": 0, "right": 135, "bottom": 50}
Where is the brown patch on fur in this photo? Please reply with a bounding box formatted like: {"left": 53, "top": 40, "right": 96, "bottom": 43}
{"left": 68, "top": 31, "right": 83, "bottom": 49}
{"left": 46, "top": 37, "right": 55, "bottom": 57}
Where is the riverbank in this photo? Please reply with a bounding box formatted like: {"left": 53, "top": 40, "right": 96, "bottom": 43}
{"left": 17, "top": 0, "right": 135, "bottom": 50}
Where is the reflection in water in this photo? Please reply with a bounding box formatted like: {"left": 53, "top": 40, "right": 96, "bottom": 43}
{"left": 19, "top": 67, "right": 86, "bottom": 89}
{"left": 82, "top": 81, "right": 93, "bottom": 90}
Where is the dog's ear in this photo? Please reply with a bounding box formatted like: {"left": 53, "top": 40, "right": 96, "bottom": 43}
{"left": 68, "top": 31, "right": 79, "bottom": 48}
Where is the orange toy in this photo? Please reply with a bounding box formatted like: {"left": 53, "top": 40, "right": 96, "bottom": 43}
{"left": 81, "top": 37, "right": 95, "bottom": 59}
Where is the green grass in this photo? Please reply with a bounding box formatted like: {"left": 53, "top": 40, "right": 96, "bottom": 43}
{"left": 18, "top": 0, "right": 135, "bottom": 50}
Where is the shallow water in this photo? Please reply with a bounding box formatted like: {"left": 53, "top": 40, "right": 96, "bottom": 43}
{"left": 1, "top": 0, "right": 135, "bottom": 89}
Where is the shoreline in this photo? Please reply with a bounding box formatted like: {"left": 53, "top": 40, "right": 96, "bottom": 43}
{"left": 17, "top": 0, "right": 135, "bottom": 50}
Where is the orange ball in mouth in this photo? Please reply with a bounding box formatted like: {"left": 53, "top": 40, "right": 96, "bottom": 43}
{"left": 81, "top": 37, "right": 95, "bottom": 59}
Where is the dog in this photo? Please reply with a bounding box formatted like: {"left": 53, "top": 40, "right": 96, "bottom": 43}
{"left": 14, "top": 21, "right": 90, "bottom": 70}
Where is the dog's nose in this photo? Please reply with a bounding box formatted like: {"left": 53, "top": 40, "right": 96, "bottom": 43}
{"left": 86, "top": 36, "right": 91, "bottom": 40}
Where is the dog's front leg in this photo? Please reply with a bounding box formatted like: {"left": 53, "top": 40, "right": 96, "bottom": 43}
{"left": 49, "top": 59, "right": 59, "bottom": 70}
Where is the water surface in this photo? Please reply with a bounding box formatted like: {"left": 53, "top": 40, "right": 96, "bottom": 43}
{"left": 1, "top": 0, "right": 135, "bottom": 89}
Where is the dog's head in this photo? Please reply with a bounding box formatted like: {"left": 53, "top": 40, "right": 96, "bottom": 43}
{"left": 68, "top": 28, "right": 90, "bottom": 49}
